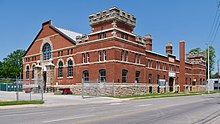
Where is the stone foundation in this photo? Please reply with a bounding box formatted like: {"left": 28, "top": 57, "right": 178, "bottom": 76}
{"left": 50, "top": 84, "right": 207, "bottom": 96}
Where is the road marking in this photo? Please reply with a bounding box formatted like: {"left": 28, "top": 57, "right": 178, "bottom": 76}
{"left": 108, "top": 102, "right": 122, "bottom": 105}
{"left": 43, "top": 115, "right": 94, "bottom": 123}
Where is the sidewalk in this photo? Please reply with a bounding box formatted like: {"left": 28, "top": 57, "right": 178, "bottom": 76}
{"left": 0, "top": 91, "right": 128, "bottom": 110}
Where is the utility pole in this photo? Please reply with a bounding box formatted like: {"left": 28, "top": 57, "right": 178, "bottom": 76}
{"left": 207, "top": 44, "right": 210, "bottom": 94}
{"left": 218, "top": 59, "right": 219, "bottom": 91}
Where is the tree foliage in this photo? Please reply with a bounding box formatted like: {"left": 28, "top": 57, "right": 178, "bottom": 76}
{"left": 205, "top": 46, "right": 216, "bottom": 75}
{"left": 189, "top": 48, "right": 202, "bottom": 54}
{"left": 0, "top": 49, "right": 25, "bottom": 78}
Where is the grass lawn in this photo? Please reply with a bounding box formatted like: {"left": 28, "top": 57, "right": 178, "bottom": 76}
{"left": 0, "top": 100, "right": 44, "bottom": 106}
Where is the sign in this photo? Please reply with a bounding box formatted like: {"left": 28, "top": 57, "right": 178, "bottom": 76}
{"left": 158, "top": 79, "right": 166, "bottom": 87}
{"left": 169, "top": 72, "right": 176, "bottom": 77}
{"left": 169, "top": 57, "right": 175, "bottom": 62}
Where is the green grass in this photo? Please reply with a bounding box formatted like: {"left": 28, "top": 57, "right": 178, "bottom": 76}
{"left": 0, "top": 100, "right": 44, "bottom": 106}
{"left": 112, "top": 92, "right": 202, "bottom": 100}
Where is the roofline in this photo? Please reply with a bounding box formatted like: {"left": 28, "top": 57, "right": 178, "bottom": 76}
{"left": 23, "top": 20, "right": 77, "bottom": 57}
{"left": 23, "top": 28, "right": 43, "bottom": 57}
{"left": 50, "top": 25, "right": 77, "bottom": 44}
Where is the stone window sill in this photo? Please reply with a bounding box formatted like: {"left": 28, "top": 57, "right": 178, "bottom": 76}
{"left": 67, "top": 76, "right": 73, "bottom": 79}
{"left": 58, "top": 77, "right": 63, "bottom": 80}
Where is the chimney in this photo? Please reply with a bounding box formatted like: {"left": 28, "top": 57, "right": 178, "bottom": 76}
{"left": 166, "top": 42, "right": 173, "bottom": 55}
{"left": 179, "top": 40, "right": 186, "bottom": 92}
{"left": 42, "top": 20, "right": 52, "bottom": 27}
{"left": 144, "top": 34, "right": 152, "bottom": 51}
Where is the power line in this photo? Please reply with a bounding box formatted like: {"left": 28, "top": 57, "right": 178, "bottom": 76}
{"left": 210, "top": 1, "right": 220, "bottom": 45}
{"left": 207, "top": 6, "right": 219, "bottom": 42}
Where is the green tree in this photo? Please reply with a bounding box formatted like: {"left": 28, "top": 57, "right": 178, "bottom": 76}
{"left": 189, "top": 48, "right": 202, "bottom": 54}
{"left": 1, "top": 49, "right": 25, "bottom": 78}
{"left": 0, "top": 61, "right": 3, "bottom": 78}
{"left": 206, "top": 46, "right": 216, "bottom": 78}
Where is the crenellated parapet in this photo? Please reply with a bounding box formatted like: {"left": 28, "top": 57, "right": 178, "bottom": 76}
{"left": 89, "top": 7, "right": 136, "bottom": 28}
{"left": 186, "top": 52, "right": 206, "bottom": 59}
{"left": 186, "top": 52, "right": 206, "bottom": 65}
{"left": 76, "top": 34, "right": 88, "bottom": 42}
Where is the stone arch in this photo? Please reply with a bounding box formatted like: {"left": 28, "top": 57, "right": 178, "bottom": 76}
{"left": 57, "top": 58, "right": 65, "bottom": 67}
{"left": 31, "top": 63, "right": 36, "bottom": 71}
{"left": 25, "top": 64, "right": 30, "bottom": 71}
{"left": 66, "top": 57, "right": 75, "bottom": 66}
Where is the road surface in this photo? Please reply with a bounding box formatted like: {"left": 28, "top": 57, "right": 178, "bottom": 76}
{"left": 1, "top": 94, "right": 220, "bottom": 124}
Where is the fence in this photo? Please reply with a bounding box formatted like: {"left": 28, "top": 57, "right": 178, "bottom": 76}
{"left": 81, "top": 79, "right": 153, "bottom": 98}
{"left": 82, "top": 79, "right": 112, "bottom": 98}
{"left": 0, "top": 78, "right": 44, "bottom": 101}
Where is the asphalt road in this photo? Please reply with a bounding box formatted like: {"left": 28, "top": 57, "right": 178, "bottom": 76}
{"left": 1, "top": 94, "right": 220, "bottom": 124}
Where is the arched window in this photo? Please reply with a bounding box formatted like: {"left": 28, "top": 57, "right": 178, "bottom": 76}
{"left": 99, "top": 69, "right": 106, "bottom": 82}
{"left": 58, "top": 61, "right": 63, "bottom": 77}
{"left": 122, "top": 69, "right": 128, "bottom": 83}
{"left": 26, "top": 66, "right": 30, "bottom": 80}
{"left": 68, "top": 60, "right": 73, "bottom": 77}
{"left": 83, "top": 70, "right": 89, "bottom": 82}
{"left": 43, "top": 43, "right": 51, "bottom": 60}
{"left": 32, "top": 65, "right": 35, "bottom": 79}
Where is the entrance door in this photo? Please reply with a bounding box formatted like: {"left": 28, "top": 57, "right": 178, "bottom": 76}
{"left": 43, "top": 71, "right": 47, "bottom": 91}
{"left": 169, "top": 77, "right": 174, "bottom": 92}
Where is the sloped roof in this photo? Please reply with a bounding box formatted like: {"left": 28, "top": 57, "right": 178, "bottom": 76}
{"left": 54, "top": 27, "right": 82, "bottom": 42}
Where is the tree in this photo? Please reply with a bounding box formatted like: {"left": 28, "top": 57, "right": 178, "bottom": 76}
{"left": 1, "top": 49, "right": 25, "bottom": 78}
{"left": 206, "top": 46, "right": 216, "bottom": 78}
{"left": 189, "top": 48, "right": 202, "bottom": 54}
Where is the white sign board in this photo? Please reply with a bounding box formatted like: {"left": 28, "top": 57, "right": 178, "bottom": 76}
{"left": 169, "top": 72, "right": 176, "bottom": 77}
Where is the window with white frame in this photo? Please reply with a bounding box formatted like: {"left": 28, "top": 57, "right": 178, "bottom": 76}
{"left": 135, "top": 71, "right": 140, "bottom": 83}
{"left": 99, "top": 69, "right": 106, "bottom": 82}
{"left": 32, "top": 65, "right": 35, "bottom": 79}
{"left": 26, "top": 66, "right": 30, "bottom": 80}
{"left": 156, "top": 61, "right": 160, "bottom": 70}
{"left": 42, "top": 43, "right": 51, "bottom": 60}
{"left": 137, "top": 54, "right": 140, "bottom": 64}
{"left": 122, "top": 69, "right": 128, "bottom": 83}
{"left": 58, "top": 61, "right": 63, "bottom": 77}
{"left": 67, "top": 60, "right": 73, "bottom": 77}
{"left": 82, "top": 53, "right": 86, "bottom": 63}
{"left": 86, "top": 53, "right": 90, "bottom": 63}
{"left": 125, "top": 51, "right": 128, "bottom": 62}
{"left": 83, "top": 70, "right": 89, "bottom": 82}
{"left": 98, "top": 51, "right": 102, "bottom": 61}
{"left": 103, "top": 50, "right": 106, "bottom": 61}
{"left": 148, "top": 59, "right": 152, "bottom": 68}
{"left": 121, "top": 50, "right": 124, "bottom": 61}
{"left": 148, "top": 74, "right": 152, "bottom": 84}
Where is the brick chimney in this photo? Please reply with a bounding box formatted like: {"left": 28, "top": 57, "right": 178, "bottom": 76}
{"left": 144, "top": 34, "right": 152, "bottom": 51}
{"left": 179, "top": 40, "right": 186, "bottom": 92}
{"left": 166, "top": 42, "right": 172, "bottom": 55}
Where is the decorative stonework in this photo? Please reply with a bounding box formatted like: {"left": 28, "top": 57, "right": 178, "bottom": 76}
{"left": 89, "top": 7, "right": 136, "bottom": 28}
{"left": 76, "top": 34, "right": 88, "bottom": 42}
{"left": 112, "top": 30, "right": 117, "bottom": 37}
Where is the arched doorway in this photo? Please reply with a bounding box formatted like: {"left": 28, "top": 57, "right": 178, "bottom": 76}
{"left": 169, "top": 77, "right": 174, "bottom": 92}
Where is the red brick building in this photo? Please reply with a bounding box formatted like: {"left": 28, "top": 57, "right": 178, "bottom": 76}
{"left": 23, "top": 7, "right": 206, "bottom": 93}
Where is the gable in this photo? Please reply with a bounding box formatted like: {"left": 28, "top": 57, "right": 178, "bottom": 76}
{"left": 23, "top": 20, "right": 82, "bottom": 57}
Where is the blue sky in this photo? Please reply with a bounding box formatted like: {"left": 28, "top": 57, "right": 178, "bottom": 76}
{"left": 0, "top": 0, "right": 219, "bottom": 72}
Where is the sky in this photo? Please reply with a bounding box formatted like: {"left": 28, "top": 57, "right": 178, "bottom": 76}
{"left": 0, "top": 0, "right": 219, "bottom": 72}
